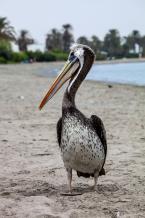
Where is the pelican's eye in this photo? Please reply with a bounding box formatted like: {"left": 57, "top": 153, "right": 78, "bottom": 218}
{"left": 68, "top": 52, "right": 76, "bottom": 62}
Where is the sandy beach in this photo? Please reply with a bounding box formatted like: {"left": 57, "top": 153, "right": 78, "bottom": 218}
{"left": 0, "top": 63, "right": 145, "bottom": 218}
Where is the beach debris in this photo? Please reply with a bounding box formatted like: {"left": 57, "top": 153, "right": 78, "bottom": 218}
{"left": 18, "top": 95, "right": 25, "bottom": 100}
{"left": 32, "top": 153, "right": 52, "bottom": 156}
{"left": 2, "top": 139, "right": 8, "bottom": 142}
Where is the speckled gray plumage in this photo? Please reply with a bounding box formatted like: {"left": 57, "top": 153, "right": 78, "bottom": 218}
{"left": 62, "top": 108, "right": 105, "bottom": 174}
{"left": 57, "top": 107, "right": 107, "bottom": 177}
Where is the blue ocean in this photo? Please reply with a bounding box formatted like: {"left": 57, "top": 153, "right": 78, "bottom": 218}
{"left": 40, "top": 62, "right": 145, "bottom": 86}
{"left": 87, "top": 62, "right": 145, "bottom": 86}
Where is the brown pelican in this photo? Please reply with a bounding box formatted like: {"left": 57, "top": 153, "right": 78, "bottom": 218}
{"left": 39, "top": 44, "right": 107, "bottom": 193}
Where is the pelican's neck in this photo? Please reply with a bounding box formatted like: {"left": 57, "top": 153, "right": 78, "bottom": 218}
{"left": 62, "top": 53, "right": 94, "bottom": 110}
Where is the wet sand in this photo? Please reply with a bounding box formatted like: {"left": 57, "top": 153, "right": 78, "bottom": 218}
{"left": 0, "top": 63, "right": 145, "bottom": 218}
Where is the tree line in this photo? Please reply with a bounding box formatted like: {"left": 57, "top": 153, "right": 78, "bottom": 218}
{"left": 0, "top": 16, "right": 145, "bottom": 63}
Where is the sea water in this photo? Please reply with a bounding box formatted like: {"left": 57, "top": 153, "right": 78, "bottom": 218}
{"left": 87, "top": 62, "right": 145, "bottom": 86}
{"left": 39, "top": 62, "right": 145, "bottom": 86}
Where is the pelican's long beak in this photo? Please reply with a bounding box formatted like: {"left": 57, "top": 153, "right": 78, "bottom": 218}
{"left": 39, "top": 57, "right": 79, "bottom": 110}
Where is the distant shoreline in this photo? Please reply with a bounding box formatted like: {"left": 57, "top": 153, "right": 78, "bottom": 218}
{"left": 1, "top": 59, "right": 144, "bottom": 86}
{"left": 0, "top": 57, "right": 145, "bottom": 66}
{"left": 95, "top": 57, "right": 145, "bottom": 65}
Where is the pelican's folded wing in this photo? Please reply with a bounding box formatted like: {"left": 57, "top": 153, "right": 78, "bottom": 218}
{"left": 56, "top": 117, "right": 62, "bottom": 147}
{"left": 90, "top": 115, "right": 107, "bottom": 176}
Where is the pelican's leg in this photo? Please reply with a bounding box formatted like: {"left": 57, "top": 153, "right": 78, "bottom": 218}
{"left": 66, "top": 168, "right": 72, "bottom": 193}
{"left": 93, "top": 171, "right": 99, "bottom": 190}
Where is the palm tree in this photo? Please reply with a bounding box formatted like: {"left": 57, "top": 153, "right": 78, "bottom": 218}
{"left": 77, "top": 36, "right": 90, "bottom": 46}
{"left": 90, "top": 35, "right": 102, "bottom": 53}
{"left": 121, "top": 37, "right": 130, "bottom": 57}
{"left": 0, "top": 17, "right": 15, "bottom": 41}
{"left": 45, "top": 28, "right": 63, "bottom": 51}
{"left": 126, "top": 30, "right": 141, "bottom": 53}
{"left": 140, "top": 36, "right": 145, "bottom": 57}
{"left": 17, "top": 30, "right": 34, "bottom": 52}
{"left": 62, "top": 24, "right": 74, "bottom": 52}
{"left": 103, "top": 29, "right": 121, "bottom": 58}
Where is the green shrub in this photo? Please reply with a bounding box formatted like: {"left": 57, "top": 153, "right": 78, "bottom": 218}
{"left": 95, "top": 52, "right": 107, "bottom": 61}
{"left": 126, "top": 53, "right": 139, "bottom": 58}
{"left": 34, "top": 51, "right": 44, "bottom": 62}
{"left": 43, "top": 52, "right": 56, "bottom": 61}
{"left": 26, "top": 50, "right": 35, "bottom": 60}
{"left": 0, "top": 56, "right": 7, "bottom": 64}
{"left": 11, "top": 52, "right": 28, "bottom": 63}
{"left": 51, "top": 51, "right": 68, "bottom": 61}
{"left": 0, "top": 40, "right": 12, "bottom": 61}
{"left": 29, "top": 50, "right": 56, "bottom": 62}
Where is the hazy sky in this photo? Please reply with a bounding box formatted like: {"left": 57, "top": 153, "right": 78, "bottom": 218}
{"left": 1, "top": 0, "right": 145, "bottom": 50}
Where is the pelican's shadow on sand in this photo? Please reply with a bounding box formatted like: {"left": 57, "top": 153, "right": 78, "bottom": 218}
{"left": 64, "top": 183, "right": 120, "bottom": 195}
{"left": 16, "top": 182, "right": 120, "bottom": 197}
